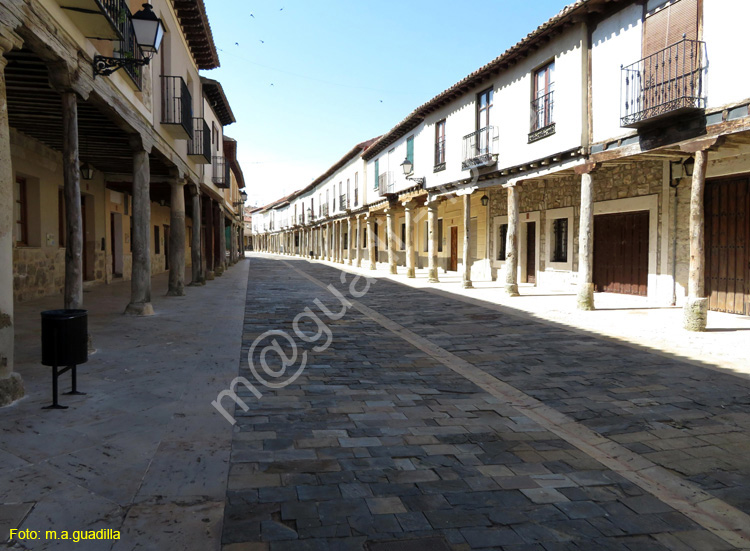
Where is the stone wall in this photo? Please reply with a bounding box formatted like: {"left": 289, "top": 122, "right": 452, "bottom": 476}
{"left": 13, "top": 247, "right": 65, "bottom": 302}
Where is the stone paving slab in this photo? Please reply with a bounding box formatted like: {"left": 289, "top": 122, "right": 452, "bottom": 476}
{"left": 221, "top": 257, "right": 750, "bottom": 550}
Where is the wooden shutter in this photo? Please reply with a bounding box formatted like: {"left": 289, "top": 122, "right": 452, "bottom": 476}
{"left": 643, "top": 0, "right": 698, "bottom": 57}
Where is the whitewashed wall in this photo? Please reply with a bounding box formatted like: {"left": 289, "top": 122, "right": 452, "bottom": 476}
{"left": 703, "top": 0, "right": 750, "bottom": 109}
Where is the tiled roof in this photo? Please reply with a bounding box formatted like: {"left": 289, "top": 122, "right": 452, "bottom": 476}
{"left": 201, "top": 77, "right": 236, "bottom": 127}
{"left": 171, "top": 0, "right": 221, "bottom": 70}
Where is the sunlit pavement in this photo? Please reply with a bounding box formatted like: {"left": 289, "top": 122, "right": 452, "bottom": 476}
{"left": 222, "top": 254, "right": 750, "bottom": 550}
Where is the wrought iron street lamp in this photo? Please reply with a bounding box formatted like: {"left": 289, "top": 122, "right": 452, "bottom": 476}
{"left": 480, "top": 194, "right": 489, "bottom": 206}
{"left": 93, "top": 4, "right": 165, "bottom": 77}
{"left": 401, "top": 157, "right": 425, "bottom": 186}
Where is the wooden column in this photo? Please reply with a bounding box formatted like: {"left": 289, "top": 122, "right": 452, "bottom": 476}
{"left": 404, "top": 200, "right": 417, "bottom": 278}
{"left": 576, "top": 166, "right": 596, "bottom": 310}
{"left": 167, "top": 175, "right": 186, "bottom": 296}
{"left": 125, "top": 137, "right": 154, "bottom": 315}
{"left": 386, "top": 208, "right": 397, "bottom": 274}
{"left": 356, "top": 216, "right": 363, "bottom": 267}
{"left": 338, "top": 221, "right": 344, "bottom": 264}
{"left": 346, "top": 216, "right": 354, "bottom": 266}
{"left": 205, "top": 198, "right": 215, "bottom": 280}
{"left": 684, "top": 149, "right": 710, "bottom": 331}
{"left": 462, "top": 193, "right": 473, "bottom": 289}
{"left": 367, "top": 216, "right": 376, "bottom": 270}
{"left": 427, "top": 201, "right": 440, "bottom": 283}
{"left": 505, "top": 185, "right": 520, "bottom": 296}
{"left": 215, "top": 204, "right": 225, "bottom": 275}
{"left": 189, "top": 185, "right": 204, "bottom": 285}
{"left": 0, "top": 33, "right": 24, "bottom": 404}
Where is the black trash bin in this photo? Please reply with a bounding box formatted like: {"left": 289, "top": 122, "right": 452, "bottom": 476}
{"left": 41, "top": 309, "right": 88, "bottom": 367}
{"left": 41, "top": 309, "right": 88, "bottom": 409}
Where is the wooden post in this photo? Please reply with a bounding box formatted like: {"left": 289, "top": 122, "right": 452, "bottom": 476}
{"left": 367, "top": 215, "right": 376, "bottom": 270}
{"left": 61, "top": 91, "right": 84, "bottom": 309}
{"left": 576, "top": 167, "right": 596, "bottom": 310}
{"left": 404, "top": 200, "right": 416, "bottom": 278}
{"left": 684, "top": 149, "right": 709, "bottom": 331}
{"left": 125, "top": 136, "right": 154, "bottom": 315}
{"left": 337, "top": 221, "right": 344, "bottom": 264}
{"left": 0, "top": 34, "right": 25, "bottom": 404}
{"left": 356, "top": 216, "right": 362, "bottom": 267}
{"left": 346, "top": 217, "right": 352, "bottom": 265}
{"left": 189, "top": 185, "right": 204, "bottom": 285}
{"left": 427, "top": 201, "right": 440, "bottom": 283}
{"left": 505, "top": 185, "right": 520, "bottom": 296}
{"left": 386, "top": 208, "right": 397, "bottom": 274}
{"left": 167, "top": 175, "right": 186, "bottom": 296}
{"left": 215, "top": 203, "right": 224, "bottom": 275}
{"left": 462, "top": 193, "right": 473, "bottom": 288}
{"left": 205, "top": 197, "right": 215, "bottom": 280}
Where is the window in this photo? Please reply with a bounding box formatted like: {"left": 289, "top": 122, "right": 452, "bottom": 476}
{"left": 531, "top": 61, "right": 555, "bottom": 133}
{"left": 15, "top": 177, "right": 27, "bottom": 245}
{"left": 497, "top": 224, "right": 508, "bottom": 260}
{"left": 406, "top": 136, "right": 414, "bottom": 170}
{"left": 374, "top": 160, "right": 379, "bottom": 190}
{"left": 435, "top": 120, "right": 446, "bottom": 169}
{"left": 477, "top": 88, "right": 493, "bottom": 155}
{"left": 354, "top": 172, "right": 359, "bottom": 206}
{"left": 400, "top": 223, "right": 406, "bottom": 250}
{"left": 551, "top": 218, "right": 568, "bottom": 263}
{"left": 437, "top": 219, "right": 443, "bottom": 252}
{"left": 154, "top": 225, "right": 160, "bottom": 254}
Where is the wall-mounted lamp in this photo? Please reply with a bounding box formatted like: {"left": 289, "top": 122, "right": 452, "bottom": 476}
{"left": 682, "top": 156, "right": 695, "bottom": 178}
{"left": 93, "top": 4, "right": 165, "bottom": 77}
{"left": 401, "top": 157, "right": 425, "bottom": 186}
{"left": 80, "top": 163, "right": 95, "bottom": 180}
{"left": 480, "top": 194, "right": 489, "bottom": 206}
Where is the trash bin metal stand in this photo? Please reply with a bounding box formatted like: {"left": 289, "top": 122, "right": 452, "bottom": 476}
{"left": 64, "top": 363, "right": 85, "bottom": 396}
{"left": 42, "top": 326, "right": 69, "bottom": 410}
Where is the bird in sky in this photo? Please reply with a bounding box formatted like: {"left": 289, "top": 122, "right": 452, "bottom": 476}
{"left": 259, "top": 40, "right": 265, "bottom": 44}
{"left": 250, "top": 13, "right": 254, "bottom": 18}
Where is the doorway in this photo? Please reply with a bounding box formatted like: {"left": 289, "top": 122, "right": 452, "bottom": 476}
{"left": 593, "top": 211, "right": 649, "bottom": 296}
{"left": 163, "top": 225, "right": 170, "bottom": 270}
{"left": 450, "top": 226, "right": 458, "bottom": 271}
{"left": 110, "top": 212, "right": 123, "bottom": 277}
{"left": 525, "top": 221, "right": 536, "bottom": 284}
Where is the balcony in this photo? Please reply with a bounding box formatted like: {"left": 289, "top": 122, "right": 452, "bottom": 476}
{"left": 378, "top": 172, "right": 394, "bottom": 196}
{"left": 462, "top": 126, "right": 499, "bottom": 170}
{"left": 322, "top": 204, "right": 329, "bottom": 217}
{"left": 529, "top": 91, "right": 555, "bottom": 143}
{"left": 161, "top": 75, "right": 193, "bottom": 139}
{"left": 621, "top": 38, "right": 706, "bottom": 128}
{"left": 56, "top": 0, "right": 127, "bottom": 40}
{"left": 112, "top": 13, "right": 144, "bottom": 89}
{"left": 212, "top": 156, "right": 230, "bottom": 188}
{"left": 307, "top": 208, "right": 315, "bottom": 222}
{"left": 339, "top": 193, "right": 349, "bottom": 211}
{"left": 298, "top": 214, "right": 305, "bottom": 225}
{"left": 187, "top": 118, "right": 211, "bottom": 163}
{"left": 434, "top": 138, "right": 446, "bottom": 172}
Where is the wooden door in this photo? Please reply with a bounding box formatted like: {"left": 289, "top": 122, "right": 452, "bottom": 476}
{"left": 593, "top": 211, "right": 649, "bottom": 296}
{"left": 450, "top": 226, "right": 458, "bottom": 271}
{"left": 526, "top": 222, "right": 536, "bottom": 284}
{"left": 706, "top": 177, "right": 749, "bottom": 315}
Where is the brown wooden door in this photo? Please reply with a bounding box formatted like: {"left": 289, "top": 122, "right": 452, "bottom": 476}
{"left": 593, "top": 211, "right": 649, "bottom": 296}
{"left": 450, "top": 226, "right": 458, "bottom": 271}
{"left": 526, "top": 222, "right": 536, "bottom": 284}
{"left": 706, "top": 177, "right": 750, "bottom": 315}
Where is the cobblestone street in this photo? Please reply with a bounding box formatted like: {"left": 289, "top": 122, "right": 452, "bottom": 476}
{"left": 222, "top": 255, "right": 750, "bottom": 551}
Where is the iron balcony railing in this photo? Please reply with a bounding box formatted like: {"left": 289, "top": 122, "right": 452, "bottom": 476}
{"left": 339, "top": 193, "right": 349, "bottom": 211}
{"left": 621, "top": 38, "right": 706, "bottom": 128}
{"left": 529, "top": 90, "right": 555, "bottom": 142}
{"left": 161, "top": 75, "right": 193, "bottom": 139}
{"left": 462, "top": 126, "right": 499, "bottom": 170}
{"left": 115, "top": 11, "right": 143, "bottom": 89}
{"left": 187, "top": 118, "right": 210, "bottom": 162}
{"left": 100, "top": 0, "right": 128, "bottom": 39}
{"left": 307, "top": 208, "right": 315, "bottom": 221}
{"left": 378, "top": 172, "right": 394, "bottom": 196}
{"left": 434, "top": 137, "right": 446, "bottom": 171}
{"left": 212, "top": 156, "right": 230, "bottom": 188}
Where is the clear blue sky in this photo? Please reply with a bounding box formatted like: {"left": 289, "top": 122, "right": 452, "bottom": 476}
{"left": 200, "top": 0, "right": 573, "bottom": 207}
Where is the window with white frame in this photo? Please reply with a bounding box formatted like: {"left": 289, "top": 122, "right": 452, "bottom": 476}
{"left": 545, "top": 207, "right": 574, "bottom": 269}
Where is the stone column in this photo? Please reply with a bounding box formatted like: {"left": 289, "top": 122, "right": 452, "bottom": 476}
{"left": 125, "top": 136, "right": 154, "bottom": 315}
{"left": 167, "top": 175, "right": 186, "bottom": 296}
{"left": 367, "top": 215, "right": 376, "bottom": 270}
{"left": 0, "top": 33, "right": 24, "bottom": 405}
{"left": 215, "top": 204, "right": 225, "bottom": 275}
{"left": 356, "top": 216, "right": 362, "bottom": 268}
{"left": 189, "top": 188, "right": 206, "bottom": 287}
{"left": 684, "top": 149, "right": 710, "bottom": 331}
{"left": 403, "top": 201, "right": 417, "bottom": 278}
{"left": 347, "top": 217, "right": 353, "bottom": 265}
{"left": 427, "top": 201, "right": 439, "bottom": 283}
{"left": 462, "top": 193, "right": 473, "bottom": 289}
{"left": 338, "top": 221, "right": 345, "bottom": 264}
{"left": 505, "top": 185, "right": 520, "bottom": 296}
{"left": 576, "top": 167, "right": 596, "bottom": 310}
{"left": 385, "top": 208, "right": 397, "bottom": 274}
{"left": 205, "top": 198, "right": 215, "bottom": 280}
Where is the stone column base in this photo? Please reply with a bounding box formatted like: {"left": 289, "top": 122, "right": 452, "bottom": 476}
{"left": 505, "top": 284, "right": 519, "bottom": 297}
{"left": 188, "top": 278, "right": 205, "bottom": 287}
{"left": 124, "top": 302, "right": 154, "bottom": 316}
{"left": 369, "top": 263, "right": 376, "bottom": 271}
{"left": 576, "top": 283, "right": 595, "bottom": 311}
{"left": 389, "top": 266, "right": 397, "bottom": 274}
{"left": 206, "top": 271, "right": 215, "bottom": 281}
{"left": 166, "top": 287, "right": 185, "bottom": 297}
{"left": 407, "top": 268, "right": 415, "bottom": 278}
{"left": 462, "top": 280, "right": 474, "bottom": 289}
{"left": 215, "top": 266, "right": 224, "bottom": 276}
{"left": 0, "top": 372, "right": 24, "bottom": 407}
{"left": 683, "top": 297, "right": 708, "bottom": 332}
